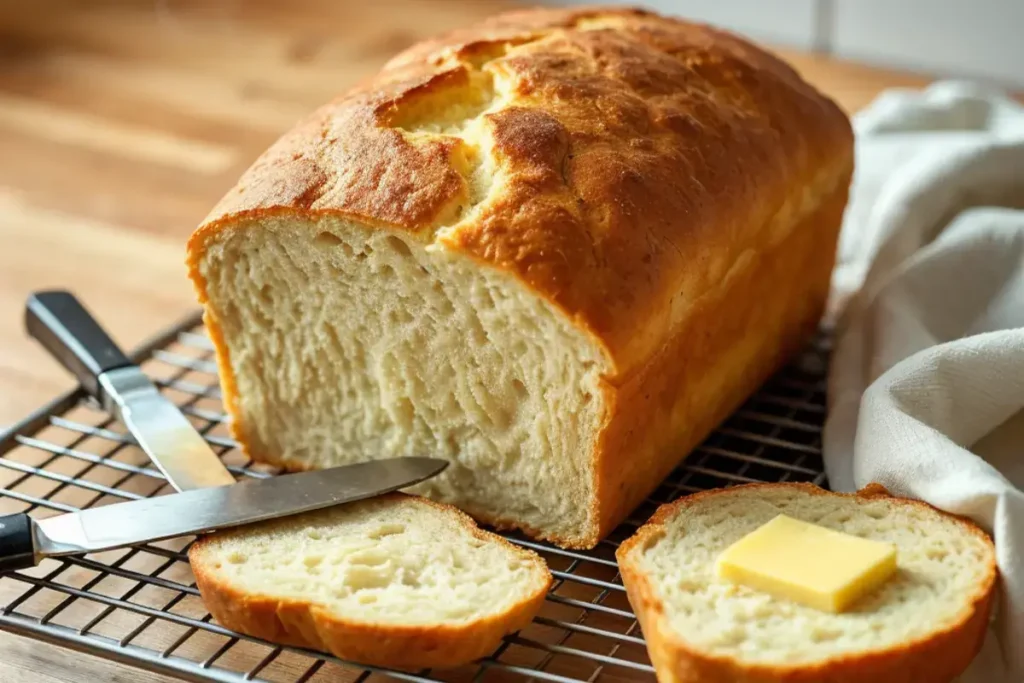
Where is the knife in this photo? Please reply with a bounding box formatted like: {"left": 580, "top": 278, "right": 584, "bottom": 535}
{"left": 25, "top": 290, "right": 240, "bottom": 491}
{"left": 0, "top": 456, "right": 447, "bottom": 571}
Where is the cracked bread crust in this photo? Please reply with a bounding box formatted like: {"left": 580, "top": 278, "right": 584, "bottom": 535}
{"left": 188, "top": 5, "right": 852, "bottom": 371}
{"left": 187, "top": 6, "right": 854, "bottom": 548}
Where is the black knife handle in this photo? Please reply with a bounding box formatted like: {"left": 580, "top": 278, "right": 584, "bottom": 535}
{"left": 25, "top": 290, "right": 132, "bottom": 399}
{"left": 0, "top": 513, "right": 37, "bottom": 572}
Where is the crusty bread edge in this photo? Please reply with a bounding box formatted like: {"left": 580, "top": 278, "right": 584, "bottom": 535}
{"left": 189, "top": 492, "right": 553, "bottom": 671}
{"left": 615, "top": 482, "right": 997, "bottom": 683}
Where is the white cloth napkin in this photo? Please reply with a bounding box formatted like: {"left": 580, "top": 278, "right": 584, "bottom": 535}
{"left": 823, "top": 81, "right": 1024, "bottom": 682}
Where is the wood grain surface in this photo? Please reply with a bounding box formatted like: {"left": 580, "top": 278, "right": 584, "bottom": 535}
{"left": 0, "top": 1, "right": 939, "bottom": 681}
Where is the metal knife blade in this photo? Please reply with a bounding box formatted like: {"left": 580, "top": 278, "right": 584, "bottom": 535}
{"left": 0, "top": 457, "right": 447, "bottom": 571}
{"left": 25, "top": 290, "right": 236, "bottom": 491}
{"left": 99, "top": 366, "right": 236, "bottom": 490}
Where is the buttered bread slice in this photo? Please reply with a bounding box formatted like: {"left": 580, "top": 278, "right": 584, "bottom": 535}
{"left": 616, "top": 483, "right": 996, "bottom": 683}
{"left": 190, "top": 493, "right": 551, "bottom": 670}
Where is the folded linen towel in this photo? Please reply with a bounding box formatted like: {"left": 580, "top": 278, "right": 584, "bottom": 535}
{"left": 824, "top": 81, "right": 1024, "bottom": 683}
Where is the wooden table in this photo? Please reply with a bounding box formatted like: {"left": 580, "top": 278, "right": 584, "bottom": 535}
{"left": 0, "top": 1, "right": 935, "bottom": 680}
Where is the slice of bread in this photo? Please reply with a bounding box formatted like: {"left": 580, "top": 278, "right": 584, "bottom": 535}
{"left": 189, "top": 493, "right": 552, "bottom": 670}
{"left": 616, "top": 483, "right": 997, "bottom": 683}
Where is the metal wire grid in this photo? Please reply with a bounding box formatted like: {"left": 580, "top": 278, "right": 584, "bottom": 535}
{"left": 0, "top": 311, "right": 831, "bottom": 683}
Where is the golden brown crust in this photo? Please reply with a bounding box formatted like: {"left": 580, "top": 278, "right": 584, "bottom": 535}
{"left": 590, "top": 179, "right": 848, "bottom": 545}
{"left": 616, "top": 483, "right": 998, "bottom": 683}
{"left": 189, "top": 493, "right": 552, "bottom": 671}
{"left": 187, "top": 4, "right": 852, "bottom": 370}
{"left": 186, "top": 6, "right": 854, "bottom": 548}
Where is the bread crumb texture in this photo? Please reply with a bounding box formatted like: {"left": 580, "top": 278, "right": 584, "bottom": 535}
{"left": 630, "top": 485, "right": 995, "bottom": 664}
{"left": 193, "top": 494, "right": 548, "bottom": 626}
{"left": 198, "top": 220, "right": 604, "bottom": 543}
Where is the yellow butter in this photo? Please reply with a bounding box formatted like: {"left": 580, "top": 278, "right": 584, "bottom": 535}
{"left": 716, "top": 514, "right": 897, "bottom": 613}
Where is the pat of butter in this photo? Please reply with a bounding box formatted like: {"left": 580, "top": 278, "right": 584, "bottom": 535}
{"left": 716, "top": 514, "right": 897, "bottom": 613}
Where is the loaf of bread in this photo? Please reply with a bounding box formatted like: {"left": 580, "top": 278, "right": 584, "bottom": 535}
{"left": 190, "top": 493, "right": 551, "bottom": 670}
{"left": 186, "top": 6, "right": 854, "bottom": 548}
{"left": 616, "top": 483, "right": 997, "bottom": 683}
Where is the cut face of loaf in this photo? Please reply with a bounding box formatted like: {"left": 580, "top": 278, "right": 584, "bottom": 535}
{"left": 188, "top": 6, "right": 855, "bottom": 547}
{"left": 189, "top": 493, "right": 552, "bottom": 670}
{"left": 198, "top": 219, "right": 607, "bottom": 544}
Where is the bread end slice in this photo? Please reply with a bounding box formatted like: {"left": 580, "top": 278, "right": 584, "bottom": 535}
{"left": 616, "top": 483, "right": 996, "bottom": 683}
{"left": 190, "top": 493, "right": 551, "bottom": 670}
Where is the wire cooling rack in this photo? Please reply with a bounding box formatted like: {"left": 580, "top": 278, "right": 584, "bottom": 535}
{"left": 0, "top": 310, "right": 831, "bottom": 683}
